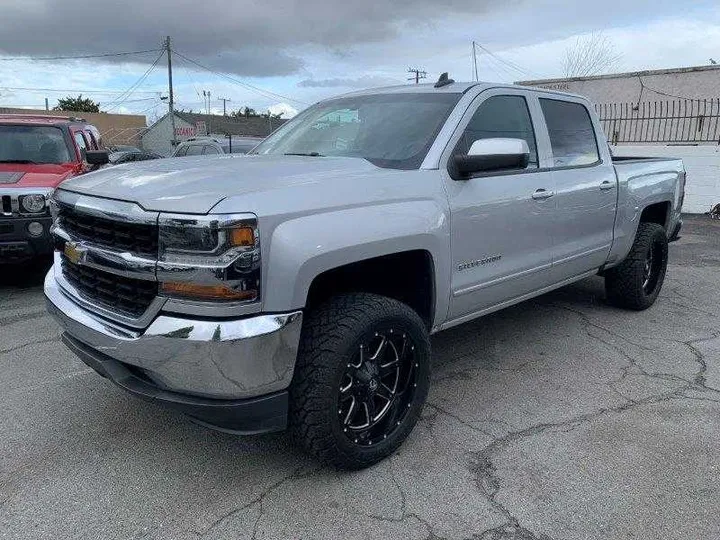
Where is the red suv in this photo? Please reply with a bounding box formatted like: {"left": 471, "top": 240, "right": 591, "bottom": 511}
{"left": 0, "top": 114, "right": 108, "bottom": 263}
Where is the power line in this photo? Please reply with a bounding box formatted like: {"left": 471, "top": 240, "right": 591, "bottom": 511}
{"left": 104, "top": 51, "right": 165, "bottom": 112}
{"left": 407, "top": 67, "right": 427, "bottom": 84}
{"left": 172, "top": 50, "right": 307, "bottom": 105}
{"left": 473, "top": 42, "right": 537, "bottom": 78}
{"left": 0, "top": 49, "right": 162, "bottom": 62}
{"left": 638, "top": 78, "right": 707, "bottom": 101}
{"left": 0, "top": 86, "right": 160, "bottom": 95}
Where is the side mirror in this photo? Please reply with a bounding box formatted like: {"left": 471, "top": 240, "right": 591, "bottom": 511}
{"left": 85, "top": 150, "right": 110, "bottom": 166}
{"left": 453, "top": 138, "right": 530, "bottom": 178}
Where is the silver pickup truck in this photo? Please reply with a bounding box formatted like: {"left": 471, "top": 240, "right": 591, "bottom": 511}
{"left": 45, "top": 77, "right": 685, "bottom": 469}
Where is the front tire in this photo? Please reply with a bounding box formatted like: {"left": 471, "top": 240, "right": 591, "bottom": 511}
{"left": 605, "top": 222, "right": 668, "bottom": 310}
{"left": 289, "top": 293, "right": 431, "bottom": 470}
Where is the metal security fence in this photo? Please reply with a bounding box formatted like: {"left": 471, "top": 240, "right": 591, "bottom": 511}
{"left": 596, "top": 99, "right": 720, "bottom": 145}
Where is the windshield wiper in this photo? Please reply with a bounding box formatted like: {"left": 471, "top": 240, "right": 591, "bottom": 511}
{"left": 283, "top": 152, "right": 324, "bottom": 157}
{"left": 0, "top": 159, "right": 37, "bottom": 164}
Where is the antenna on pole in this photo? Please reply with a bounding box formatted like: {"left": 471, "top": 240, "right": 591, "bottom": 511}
{"left": 407, "top": 67, "right": 427, "bottom": 84}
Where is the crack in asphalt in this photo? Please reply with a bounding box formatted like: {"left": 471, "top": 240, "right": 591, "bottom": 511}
{"left": 0, "top": 335, "right": 59, "bottom": 355}
{"left": 424, "top": 402, "right": 496, "bottom": 439}
{"left": 196, "top": 465, "right": 321, "bottom": 538}
{"left": 0, "top": 309, "right": 49, "bottom": 326}
{"left": 475, "top": 523, "right": 555, "bottom": 540}
{"left": 466, "top": 302, "right": 720, "bottom": 540}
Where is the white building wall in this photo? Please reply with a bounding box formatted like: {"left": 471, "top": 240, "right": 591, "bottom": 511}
{"left": 613, "top": 145, "right": 720, "bottom": 214}
{"left": 140, "top": 114, "right": 193, "bottom": 156}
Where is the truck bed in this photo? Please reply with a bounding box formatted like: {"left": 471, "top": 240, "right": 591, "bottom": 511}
{"left": 611, "top": 155, "right": 680, "bottom": 163}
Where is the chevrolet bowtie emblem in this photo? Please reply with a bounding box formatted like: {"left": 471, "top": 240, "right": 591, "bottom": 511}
{"left": 63, "top": 241, "right": 85, "bottom": 265}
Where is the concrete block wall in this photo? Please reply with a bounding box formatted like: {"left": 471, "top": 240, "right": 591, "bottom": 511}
{"left": 612, "top": 145, "right": 720, "bottom": 214}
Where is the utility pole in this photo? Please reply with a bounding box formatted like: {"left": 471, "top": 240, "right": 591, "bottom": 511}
{"left": 165, "top": 36, "right": 176, "bottom": 148}
{"left": 472, "top": 41, "right": 479, "bottom": 82}
{"left": 407, "top": 67, "right": 427, "bottom": 84}
{"left": 45, "top": 98, "right": 49, "bottom": 111}
{"left": 218, "top": 97, "right": 231, "bottom": 116}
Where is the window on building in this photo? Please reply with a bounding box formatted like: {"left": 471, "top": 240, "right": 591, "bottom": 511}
{"left": 539, "top": 99, "right": 600, "bottom": 167}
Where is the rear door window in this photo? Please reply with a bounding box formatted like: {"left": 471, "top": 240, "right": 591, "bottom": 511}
{"left": 185, "top": 145, "right": 204, "bottom": 156}
{"left": 203, "top": 145, "right": 221, "bottom": 155}
{"left": 539, "top": 99, "right": 600, "bottom": 167}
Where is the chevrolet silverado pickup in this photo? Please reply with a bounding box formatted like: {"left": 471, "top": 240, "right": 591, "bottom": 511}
{"left": 0, "top": 114, "right": 108, "bottom": 263}
{"left": 45, "top": 77, "right": 685, "bottom": 469}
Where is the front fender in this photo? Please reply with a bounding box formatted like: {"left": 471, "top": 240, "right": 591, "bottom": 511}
{"left": 262, "top": 201, "right": 451, "bottom": 326}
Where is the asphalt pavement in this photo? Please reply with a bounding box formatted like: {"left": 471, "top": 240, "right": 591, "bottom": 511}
{"left": 1, "top": 215, "right": 719, "bottom": 540}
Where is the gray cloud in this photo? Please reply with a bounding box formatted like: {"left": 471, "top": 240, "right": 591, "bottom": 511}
{"left": 297, "top": 76, "right": 402, "bottom": 88}
{"left": 0, "top": 0, "right": 518, "bottom": 77}
{"left": 0, "top": 0, "right": 713, "bottom": 79}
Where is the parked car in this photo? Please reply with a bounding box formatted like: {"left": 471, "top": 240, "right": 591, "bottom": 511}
{"left": 45, "top": 78, "right": 685, "bottom": 469}
{"left": 108, "top": 150, "right": 163, "bottom": 165}
{"left": 107, "top": 144, "right": 141, "bottom": 154}
{"left": 171, "top": 136, "right": 262, "bottom": 157}
{"left": 0, "top": 114, "right": 108, "bottom": 264}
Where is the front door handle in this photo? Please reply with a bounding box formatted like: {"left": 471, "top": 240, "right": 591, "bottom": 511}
{"left": 600, "top": 181, "right": 616, "bottom": 190}
{"left": 532, "top": 189, "right": 555, "bottom": 200}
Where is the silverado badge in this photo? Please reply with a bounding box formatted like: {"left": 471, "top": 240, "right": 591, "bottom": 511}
{"left": 63, "top": 242, "right": 85, "bottom": 265}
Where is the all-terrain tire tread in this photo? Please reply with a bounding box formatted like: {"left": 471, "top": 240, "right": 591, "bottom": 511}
{"left": 289, "top": 293, "right": 430, "bottom": 469}
{"left": 605, "top": 222, "right": 668, "bottom": 310}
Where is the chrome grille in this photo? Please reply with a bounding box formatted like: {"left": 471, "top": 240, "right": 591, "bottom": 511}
{"left": 61, "top": 255, "right": 157, "bottom": 318}
{"left": 58, "top": 204, "right": 158, "bottom": 256}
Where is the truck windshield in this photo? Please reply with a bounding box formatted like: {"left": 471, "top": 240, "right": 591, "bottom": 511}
{"left": 0, "top": 125, "right": 73, "bottom": 164}
{"left": 252, "top": 93, "right": 461, "bottom": 169}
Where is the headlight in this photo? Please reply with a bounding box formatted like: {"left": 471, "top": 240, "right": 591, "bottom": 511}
{"left": 20, "top": 194, "right": 47, "bottom": 213}
{"left": 157, "top": 213, "right": 260, "bottom": 303}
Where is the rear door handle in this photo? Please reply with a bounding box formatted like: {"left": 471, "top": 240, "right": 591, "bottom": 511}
{"left": 532, "top": 189, "right": 555, "bottom": 200}
{"left": 600, "top": 181, "right": 616, "bottom": 190}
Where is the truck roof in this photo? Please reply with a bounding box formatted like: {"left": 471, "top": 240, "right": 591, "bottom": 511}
{"left": 0, "top": 114, "right": 87, "bottom": 126}
{"left": 341, "top": 81, "right": 588, "bottom": 101}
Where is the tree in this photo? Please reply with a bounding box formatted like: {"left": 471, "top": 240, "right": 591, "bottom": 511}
{"left": 54, "top": 95, "right": 101, "bottom": 113}
{"left": 562, "top": 32, "right": 621, "bottom": 78}
{"left": 232, "top": 106, "right": 258, "bottom": 119}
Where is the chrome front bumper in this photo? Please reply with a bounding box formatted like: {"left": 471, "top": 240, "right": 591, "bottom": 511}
{"left": 44, "top": 269, "right": 303, "bottom": 401}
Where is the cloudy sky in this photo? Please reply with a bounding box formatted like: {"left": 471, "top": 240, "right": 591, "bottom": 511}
{"left": 0, "top": 0, "right": 719, "bottom": 120}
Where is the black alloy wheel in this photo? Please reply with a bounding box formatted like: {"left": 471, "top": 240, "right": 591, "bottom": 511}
{"left": 338, "top": 329, "right": 418, "bottom": 447}
{"left": 290, "top": 293, "right": 431, "bottom": 469}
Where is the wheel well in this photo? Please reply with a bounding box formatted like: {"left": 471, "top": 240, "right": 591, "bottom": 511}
{"left": 305, "top": 250, "right": 435, "bottom": 328}
{"left": 640, "top": 202, "right": 670, "bottom": 229}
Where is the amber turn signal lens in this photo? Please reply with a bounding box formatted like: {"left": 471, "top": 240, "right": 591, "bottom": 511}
{"left": 229, "top": 227, "right": 254, "bottom": 247}
{"left": 160, "top": 282, "right": 257, "bottom": 301}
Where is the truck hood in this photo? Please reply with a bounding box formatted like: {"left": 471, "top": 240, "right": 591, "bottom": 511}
{"left": 0, "top": 163, "right": 77, "bottom": 188}
{"left": 58, "top": 154, "right": 388, "bottom": 213}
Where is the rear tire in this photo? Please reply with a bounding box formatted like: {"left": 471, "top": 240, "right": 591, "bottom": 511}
{"left": 605, "top": 222, "right": 668, "bottom": 310}
{"left": 289, "top": 293, "right": 431, "bottom": 470}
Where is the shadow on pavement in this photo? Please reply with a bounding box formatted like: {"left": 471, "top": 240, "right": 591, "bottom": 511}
{"left": 0, "top": 257, "right": 52, "bottom": 290}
